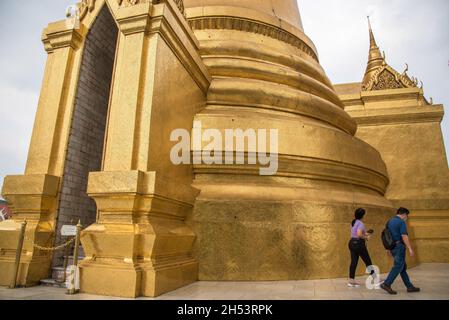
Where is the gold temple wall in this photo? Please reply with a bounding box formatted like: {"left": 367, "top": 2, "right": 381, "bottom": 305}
{"left": 0, "top": 0, "right": 211, "bottom": 297}
{"left": 77, "top": 0, "right": 210, "bottom": 298}
{"left": 337, "top": 85, "right": 449, "bottom": 264}
{"left": 0, "top": 18, "right": 88, "bottom": 287}
{"left": 184, "top": 0, "right": 397, "bottom": 281}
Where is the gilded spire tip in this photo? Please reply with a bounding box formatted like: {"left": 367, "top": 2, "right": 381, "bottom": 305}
{"left": 362, "top": 16, "right": 384, "bottom": 87}
{"left": 368, "top": 16, "right": 377, "bottom": 48}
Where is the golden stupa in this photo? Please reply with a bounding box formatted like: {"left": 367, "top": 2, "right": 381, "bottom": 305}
{"left": 0, "top": 0, "right": 447, "bottom": 298}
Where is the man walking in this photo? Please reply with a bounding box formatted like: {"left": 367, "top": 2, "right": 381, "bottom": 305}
{"left": 381, "top": 207, "right": 421, "bottom": 295}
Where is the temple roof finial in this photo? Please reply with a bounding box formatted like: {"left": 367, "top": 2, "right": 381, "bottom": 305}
{"left": 361, "top": 18, "right": 420, "bottom": 91}
{"left": 362, "top": 16, "right": 384, "bottom": 87}
{"left": 368, "top": 16, "right": 378, "bottom": 48}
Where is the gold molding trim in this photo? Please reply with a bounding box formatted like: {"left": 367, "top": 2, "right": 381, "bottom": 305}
{"left": 117, "top": 0, "right": 150, "bottom": 7}
{"left": 154, "top": 0, "right": 185, "bottom": 17}
{"left": 117, "top": 0, "right": 185, "bottom": 17}
{"left": 193, "top": 154, "right": 389, "bottom": 195}
{"left": 78, "top": 0, "right": 96, "bottom": 20}
{"left": 350, "top": 107, "right": 445, "bottom": 126}
{"left": 117, "top": 0, "right": 185, "bottom": 16}
{"left": 188, "top": 16, "right": 318, "bottom": 61}
{"left": 42, "top": 27, "right": 84, "bottom": 52}
{"left": 350, "top": 110, "right": 444, "bottom": 127}
{"left": 75, "top": 0, "right": 186, "bottom": 20}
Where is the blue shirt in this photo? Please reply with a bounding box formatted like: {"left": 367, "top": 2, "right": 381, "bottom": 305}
{"left": 387, "top": 216, "right": 408, "bottom": 242}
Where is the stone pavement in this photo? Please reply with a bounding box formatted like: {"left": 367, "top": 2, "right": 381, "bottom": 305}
{"left": 1, "top": 264, "right": 448, "bottom": 300}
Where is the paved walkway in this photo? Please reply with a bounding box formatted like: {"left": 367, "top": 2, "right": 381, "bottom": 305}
{"left": 1, "top": 264, "right": 448, "bottom": 300}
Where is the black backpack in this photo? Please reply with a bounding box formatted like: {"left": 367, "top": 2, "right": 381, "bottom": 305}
{"left": 382, "top": 220, "right": 396, "bottom": 250}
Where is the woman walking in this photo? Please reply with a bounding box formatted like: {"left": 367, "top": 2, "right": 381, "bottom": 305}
{"left": 348, "top": 208, "right": 374, "bottom": 287}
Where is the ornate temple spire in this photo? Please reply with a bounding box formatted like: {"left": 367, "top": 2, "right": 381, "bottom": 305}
{"left": 362, "top": 16, "right": 384, "bottom": 87}
{"left": 361, "top": 17, "right": 419, "bottom": 92}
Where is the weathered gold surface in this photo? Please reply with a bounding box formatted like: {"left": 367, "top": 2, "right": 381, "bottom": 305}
{"left": 183, "top": 0, "right": 396, "bottom": 281}
{"left": 185, "top": 0, "right": 304, "bottom": 31}
{"left": 0, "top": 175, "right": 59, "bottom": 286}
{"left": 77, "top": 0, "right": 209, "bottom": 298}
{"left": 0, "top": 0, "right": 209, "bottom": 297}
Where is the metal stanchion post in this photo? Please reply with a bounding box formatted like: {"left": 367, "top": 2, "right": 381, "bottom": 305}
{"left": 67, "top": 220, "right": 82, "bottom": 295}
{"left": 10, "top": 220, "right": 27, "bottom": 289}
{"left": 58, "top": 237, "right": 71, "bottom": 284}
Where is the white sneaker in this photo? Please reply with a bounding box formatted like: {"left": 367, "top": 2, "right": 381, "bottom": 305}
{"left": 347, "top": 281, "right": 361, "bottom": 288}
{"left": 374, "top": 280, "right": 385, "bottom": 289}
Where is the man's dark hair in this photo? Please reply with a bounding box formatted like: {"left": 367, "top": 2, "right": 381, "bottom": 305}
{"left": 397, "top": 207, "right": 410, "bottom": 216}
{"left": 352, "top": 208, "right": 366, "bottom": 227}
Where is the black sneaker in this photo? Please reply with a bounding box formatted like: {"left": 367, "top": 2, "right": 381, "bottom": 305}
{"left": 407, "top": 287, "right": 421, "bottom": 293}
{"left": 381, "top": 283, "right": 398, "bottom": 295}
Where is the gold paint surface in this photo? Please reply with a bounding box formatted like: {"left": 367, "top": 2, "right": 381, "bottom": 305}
{"left": 184, "top": 1, "right": 397, "bottom": 281}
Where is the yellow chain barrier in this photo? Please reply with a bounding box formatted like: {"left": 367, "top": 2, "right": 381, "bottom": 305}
{"left": 10, "top": 220, "right": 84, "bottom": 293}
{"left": 33, "top": 238, "right": 75, "bottom": 252}
{"left": 24, "top": 236, "right": 75, "bottom": 252}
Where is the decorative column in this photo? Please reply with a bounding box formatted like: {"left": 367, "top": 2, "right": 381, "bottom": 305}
{"left": 79, "top": 0, "right": 210, "bottom": 298}
{"left": 0, "top": 23, "right": 86, "bottom": 286}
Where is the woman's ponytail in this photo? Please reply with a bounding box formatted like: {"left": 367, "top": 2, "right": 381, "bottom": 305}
{"left": 352, "top": 208, "right": 366, "bottom": 227}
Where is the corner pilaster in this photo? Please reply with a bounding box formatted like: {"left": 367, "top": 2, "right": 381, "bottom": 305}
{"left": 0, "top": 21, "right": 86, "bottom": 286}
{"left": 79, "top": 0, "right": 210, "bottom": 298}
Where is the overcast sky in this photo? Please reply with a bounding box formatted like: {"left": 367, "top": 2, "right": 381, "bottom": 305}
{"left": 0, "top": 0, "right": 448, "bottom": 195}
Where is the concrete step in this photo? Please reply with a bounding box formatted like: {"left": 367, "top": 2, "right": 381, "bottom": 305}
{"left": 64, "top": 255, "right": 85, "bottom": 267}
{"left": 52, "top": 261, "right": 83, "bottom": 279}
{"left": 48, "top": 244, "right": 85, "bottom": 285}
{"left": 40, "top": 278, "right": 67, "bottom": 289}
{"left": 52, "top": 266, "right": 70, "bottom": 282}
{"left": 44, "top": 262, "right": 83, "bottom": 288}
